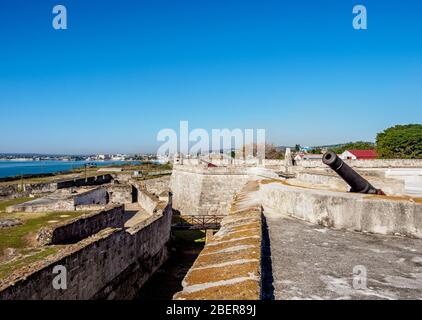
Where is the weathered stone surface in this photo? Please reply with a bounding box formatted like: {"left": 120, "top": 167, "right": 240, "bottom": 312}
{"left": 170, "top": 165, "right": 250, "bottom": 216}
{"left": 6, "top": 187, "right": 108, "bottom": 213}
{"left": 174, "top": 181, "right": 262, "bottom": 300}
{"left": 36, "top": 205, "right": 125, "bottom": 245}
{"left": 297, "top": 158, "right": 422, "bottom": 169}
{"left": 107, "top": 184, "right": 132, "bottom": 204}
{"left": 260, "top": 180, "right": 422, "bottom": 238}
{"left": 0, "top": 198, "right": 172, "bottom": 300}
{"left": 137, "top": 176, "right": 170, "bottom": 196}
{"left": 0, "top": 219, "right": 23, "bottom": 228}
{"left": 265, "top": 213, "right": 422, "bottom": 300}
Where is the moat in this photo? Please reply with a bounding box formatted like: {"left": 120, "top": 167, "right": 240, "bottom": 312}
{"left": 136, "top": 230, "right": 205, "bottom": 300}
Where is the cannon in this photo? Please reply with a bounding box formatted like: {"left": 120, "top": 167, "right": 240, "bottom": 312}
{"left": 322, "top": 151, "right": 385, "bottom": 195}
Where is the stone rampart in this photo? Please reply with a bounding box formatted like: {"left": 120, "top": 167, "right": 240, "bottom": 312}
{"left": 174, "top": 181, "right": 262, "bottom": 300}
{"left": 297, "top": 159, "right": 422, "bottom": 169}
{"left": 259, "top": 180, "right": 422, "bottom": 238}
{"left": 107, "top": 184, "right": 133, "bottom": 204}
{"left": 37, "top": 205, "right": 125, "bottom": 245}
{"left": 137, "top": 176, "right": 170, "bottom": 196}
{"left": 170, "top": 165, "right": 250, "bottom": 215}
{"left": 74, "top": 187, "right": 107, "bottom": 206}
{"left": 0, "top": 182, "right": 58, "bottom": 200}
{"left": 0, "top": 202, "right": 172, "bottom": 300}
{"left": 6, "top": 187, "right": 108, "bottom": 213}
{"left": 56, "top": 174, "right": 113, "bottom": 189}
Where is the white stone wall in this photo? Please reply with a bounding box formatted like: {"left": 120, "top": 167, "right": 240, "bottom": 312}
{"left": 170, "top": 165, "right": 250, "bottom": 215}
{"left": 138, "top": 176, "right": 170, "bottom": 196}
{"left": 260, "top": 181, "right": 422, "bottom": 238}
{"left": 74, "top": 187, "right": 108, "bottom": 206}
{"left": 137, "top": 189, "right": 158, "bottom": 214}
{"left": 297, "top": 158, "right": 422, "bottom": 169}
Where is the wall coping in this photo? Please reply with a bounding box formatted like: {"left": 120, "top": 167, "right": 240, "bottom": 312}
{"left": 174, "top": 181, "right": 262, "bottom": 300}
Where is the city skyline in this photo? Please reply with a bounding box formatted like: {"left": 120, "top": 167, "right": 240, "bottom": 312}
{"left": 1, "top": 0, "right": 421, "bottom": 154}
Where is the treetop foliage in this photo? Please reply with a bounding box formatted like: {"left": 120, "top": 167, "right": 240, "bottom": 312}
{"left": 376, "top": 124, "right": 422, "bottom": 159}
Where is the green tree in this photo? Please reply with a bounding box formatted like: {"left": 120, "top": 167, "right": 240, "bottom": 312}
{"left": 330, "top": 141, "right": 375, "bottom": 154}
{"left": 294, "top": 144, "right": 301, "bottom": 152}
{"left": 376, "top": 124, "right": 422, "bottom": 159}
{"left": 309, "top": 148, "right": 322, "bottom": 154}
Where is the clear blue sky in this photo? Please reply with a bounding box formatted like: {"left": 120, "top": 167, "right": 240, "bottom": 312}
{"left": 0, "top": 0, "right": 421, "bottom": 154}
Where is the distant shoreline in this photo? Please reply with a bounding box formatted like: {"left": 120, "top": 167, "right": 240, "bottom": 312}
{"left": 0, "top": 160, "right": 145, "bottom": 179}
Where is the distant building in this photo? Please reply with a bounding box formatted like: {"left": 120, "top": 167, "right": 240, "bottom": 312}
{"left": 340, "top": 150, "right": 377, "bottom": 160}
{"left": 294, "top": 153, "right": 324, "bottom": 161}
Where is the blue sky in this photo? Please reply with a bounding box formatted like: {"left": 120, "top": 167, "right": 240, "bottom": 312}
{"left": 0, "top": 0, "right": 421, "bottom": 154}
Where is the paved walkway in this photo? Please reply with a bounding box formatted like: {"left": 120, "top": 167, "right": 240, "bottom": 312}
{"left": 123, "top": 203, "right": 152, "bottom": 229}
{"left": 264, "top": 210, "right": 422, "bottom": 300}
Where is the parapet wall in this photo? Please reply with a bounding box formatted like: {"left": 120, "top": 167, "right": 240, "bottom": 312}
{"left": 170, "top": 165, "right": 250, "bottom": 215}
{"left": 57, "top": 174, "right": 113, "bottom": 189}
{"left": 0, "top": 203, "right": 173, "bottom": 300}
{"left": 0, "top": 182, "right": 58, "bottom": 200}
{"left": 74, "top": 187, "right": 108, "bottom": 206}
{"left": 259, "top": 180, "right": 422, "bottom": 238}
{"left": 297, "top": 159, "right": 422, "bottom": 169}
{"left": 6, "top": 187, "right": 108, "bottom": 213}
{"left": 37, "top": 205, "right": 125, "bottom": 245}
{"left": 296, "top": 172, "right": 406, "bottom": 195}
{"left": 137, "top": 187, "right": 159, "bottom": 214}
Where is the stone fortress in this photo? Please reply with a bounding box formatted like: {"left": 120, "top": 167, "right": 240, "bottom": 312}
{"left": 0, "top": 155, "right": 422, "bottom": 300}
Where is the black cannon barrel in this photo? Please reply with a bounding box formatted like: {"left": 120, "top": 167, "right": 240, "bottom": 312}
{"left": 322, "top": 151, "right": 384, "bottom": 195}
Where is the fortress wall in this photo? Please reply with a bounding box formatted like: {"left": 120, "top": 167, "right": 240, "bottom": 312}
{"left": 296, "top": 172, "right": 348, "bottom": 190}
{"left": 56, "top": 174, "right": 113, "bottom": 189}
{"left": 137, "top": 176, "right": 170, "bottom": 196}
{"left": 107, "top": 184, "right": 132, "bottom": 204}
{"left": 25, "top": 183, "right": 58, "bottom": 194}
{"left": 7, "top": 187, "right": 109, "bottom": 213}
{"left": 170, "top": 165, "right": 250, "bottom": 215}
{"left": 37, "top": 205, "right": 125, "bottom": 245}
{"left": 74, "top": 187, "right": 108, "bottom": 206}
{"left": 137, "top": 188, "right": 158, "bottom": 214}
{"left": 6, "top": 197, "right": 75, "bottom": 213}
{"left": 0, "top": 204, "right": 173, "bottom": 300}
{"left": 296, "top": 172, "right": 406, "bottom": 195}
{"left": 297, "top": 159, "right": 422, "bottom": 169}
{"left": 259, "top": 181, "right": 422, "bottom": 238}
{"left": 170, "top": 169, "right": 203, "bottom": 215}
{"left": 0, "top": 182, "right": 58, "bottom": 200}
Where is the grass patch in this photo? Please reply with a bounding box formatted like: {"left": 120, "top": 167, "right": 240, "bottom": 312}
{"left": 173, "top": 230, "right": 206, "bottom": 245}
{"left": 0, "top": 246, "right": 59, "bottom": 280}
{"left": 0, "top": 211, "right": 87, "bottom": 257}
{"left": 0, "top": 197, "right": 34, "bottom": 213}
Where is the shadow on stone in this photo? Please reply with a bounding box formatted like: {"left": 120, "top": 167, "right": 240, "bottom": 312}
{"left": 261, "top": 213, "right": 275, "bottom": 300}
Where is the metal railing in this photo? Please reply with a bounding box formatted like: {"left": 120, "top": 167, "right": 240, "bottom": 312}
{"left": 172, "top": 215, "right": 224, "bottom": 230}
